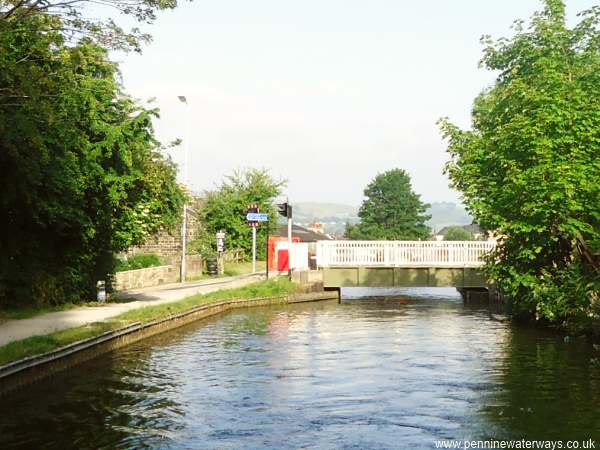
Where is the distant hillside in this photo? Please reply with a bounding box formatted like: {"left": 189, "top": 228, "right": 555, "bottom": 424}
{"left": 294, "top": 202, "right": 358, "bottom": 220}
{"left": 291, "top": 201, "right": 472, "bottom": 236}
{"left": 425, "top": 202, "right": 473, "bottom": 233}
{"left": 293, "top": 202, "right": 359, "bottom": 236}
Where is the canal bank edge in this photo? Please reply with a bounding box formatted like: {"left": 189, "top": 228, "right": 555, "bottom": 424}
{"left": 0, "top": 290, "right": 339, "bottom": 396}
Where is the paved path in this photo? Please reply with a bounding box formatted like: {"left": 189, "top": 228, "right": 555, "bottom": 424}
{"left": 0, "top": 273, "right": 265, "bottom": 347}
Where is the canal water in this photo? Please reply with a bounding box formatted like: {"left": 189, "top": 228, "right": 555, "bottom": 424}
{"left": 1, "top": 288, "right": 599, "bottom": 449}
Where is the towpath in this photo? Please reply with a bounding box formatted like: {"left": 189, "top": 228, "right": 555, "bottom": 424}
{"left": 0, "top": 273, "right": 265, "bottom": 347}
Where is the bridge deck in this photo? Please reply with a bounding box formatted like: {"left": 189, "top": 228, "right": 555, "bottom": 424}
{"left": 317, "top": 240, "right": 494, "bottom": 268}
{"left": 316, "top": 241, "right": 495, "bottom": 288}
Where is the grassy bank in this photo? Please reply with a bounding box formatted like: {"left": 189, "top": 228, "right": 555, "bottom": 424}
{"left": 0, "top": 278, "right": 298, "bottom": 367}
{"left": 223, "top": 261, "right": 266, "bottom": 277}
{"left": 116, "top": 276, "right": 294, "bottom": 324}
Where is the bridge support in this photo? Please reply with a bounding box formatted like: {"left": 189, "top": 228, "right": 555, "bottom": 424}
{"left": 324, "top": 286, "right": 341, "bottom": 303}
{"left": 457, "top": 287, "right": 490, "bottom": 303}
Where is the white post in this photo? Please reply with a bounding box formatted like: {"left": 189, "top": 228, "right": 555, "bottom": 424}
{"left": 252, "top": 226, "right": 257, "bottom": 273}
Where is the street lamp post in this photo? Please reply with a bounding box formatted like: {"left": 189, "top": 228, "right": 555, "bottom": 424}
{"left": 178, "top": 95, "right": 189, "bottom": 282}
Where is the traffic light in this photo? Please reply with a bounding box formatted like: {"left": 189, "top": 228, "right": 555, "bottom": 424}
{"left": 277, "top": 203, "right": 287, "bottom": 217}
{"left": 247, "top": 204, "right": 259, "bottom": 227}
{"left": 277, "top": 202, "right": 292, "bottom": 218}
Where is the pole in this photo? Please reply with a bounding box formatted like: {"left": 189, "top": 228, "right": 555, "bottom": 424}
{"left": 265, "top": 220, "right": 269, "bottom": 280}
{"left": 252, "top": 226, "right": 257, "bottom": 273}
{"left": 181, "top": 204, "right": 187, "bottom": 282}
{"left": 178, "top": 95, "right": 190, "bottom": 283}
{"left": 287, "top": 216, "right": 292, "bottom": 277}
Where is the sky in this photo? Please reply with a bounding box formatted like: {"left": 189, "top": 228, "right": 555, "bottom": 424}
{"left": 114, "top": 0, "right": 597, "bottom": 206}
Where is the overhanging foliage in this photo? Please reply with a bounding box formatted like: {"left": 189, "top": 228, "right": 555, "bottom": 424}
{"left": 439, "top": 0, "right": 600, "bottom": 331}
{"left": 0, "top": 15, "right": 184, "bottom": 306}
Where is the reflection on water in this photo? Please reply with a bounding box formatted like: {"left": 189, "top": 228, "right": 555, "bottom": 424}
{"left": 1, "top": 288, "right": 598, "bottom": 449}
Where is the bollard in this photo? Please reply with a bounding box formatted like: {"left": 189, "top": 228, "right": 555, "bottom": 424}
{"left": 96, "top": 280, "right": 106, "bottom": 303}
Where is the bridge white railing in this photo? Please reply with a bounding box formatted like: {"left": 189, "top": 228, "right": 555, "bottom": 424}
{"left": 316, "top": 240, "right": 496, "bottom": 268}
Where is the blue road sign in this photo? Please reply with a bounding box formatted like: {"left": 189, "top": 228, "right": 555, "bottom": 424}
{"left": 246, "top": 213, "right": 269, "bottom": 222}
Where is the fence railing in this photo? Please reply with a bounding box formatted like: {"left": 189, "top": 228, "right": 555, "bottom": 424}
{"left": 222, "top": 249, "right": 245, "bottom": 263}
{"left": 316, "top": 240, "right": 495, "bottom": 268}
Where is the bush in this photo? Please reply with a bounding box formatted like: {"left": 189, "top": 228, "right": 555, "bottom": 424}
{"left": 444, "top": 227, "right": 473, "bottom": 241}
{"left": 195, "top": 169, "right": 284, "bottom": 260}
{"left": 115, "top": 254, "right": 162, "bottom": 272}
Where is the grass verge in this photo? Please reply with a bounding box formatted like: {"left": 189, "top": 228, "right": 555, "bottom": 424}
{"left": 0, "top": 278, "right": 298, "bottom": 367}
{"left": 0, "top": 321, "right": 120, "bottom": 367}
{"left": 223, "top": 261, "right": 266, "bottom": 277}
{"left": 116, "top": 276, "right": 295, "bottom": 324}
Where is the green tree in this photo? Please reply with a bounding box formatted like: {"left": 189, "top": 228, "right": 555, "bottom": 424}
{"left": 1, "top": 0, "right": 177, "bottom": 52}
{"left": 0, "top": 16, "right": 184, "bottom": 306}
{"left": 194, "top": 169, "right": 286, "bottom": 259}
{"left": 346, "top": 169, "right": 431, "bottom": 240}
{"left": 439, "top": 0, "right": 600, "bottom": 331}
{"left": 444, "top": 227, "right": 474, "bottom": 241}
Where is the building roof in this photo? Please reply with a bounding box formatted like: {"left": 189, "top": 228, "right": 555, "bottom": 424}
{"left": 275, "top": 224, "right": 333, "bottom": 242}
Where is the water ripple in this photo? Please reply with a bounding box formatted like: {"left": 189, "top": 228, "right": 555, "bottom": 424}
{"left": 1, "top": 291, "right": 599, "bottom": 448}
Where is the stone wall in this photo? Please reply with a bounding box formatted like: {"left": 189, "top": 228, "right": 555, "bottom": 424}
{"left": 126, "top": 211, "right": 200, "bottom": 258}
{"left": 114, "top": 255, "right": 203, "bottom": 291}
{"left": 115, "top": 265, "right": 179, "bottom": 291}
{"left": 125, "top": 196, "right": 203, "bottom": 258}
